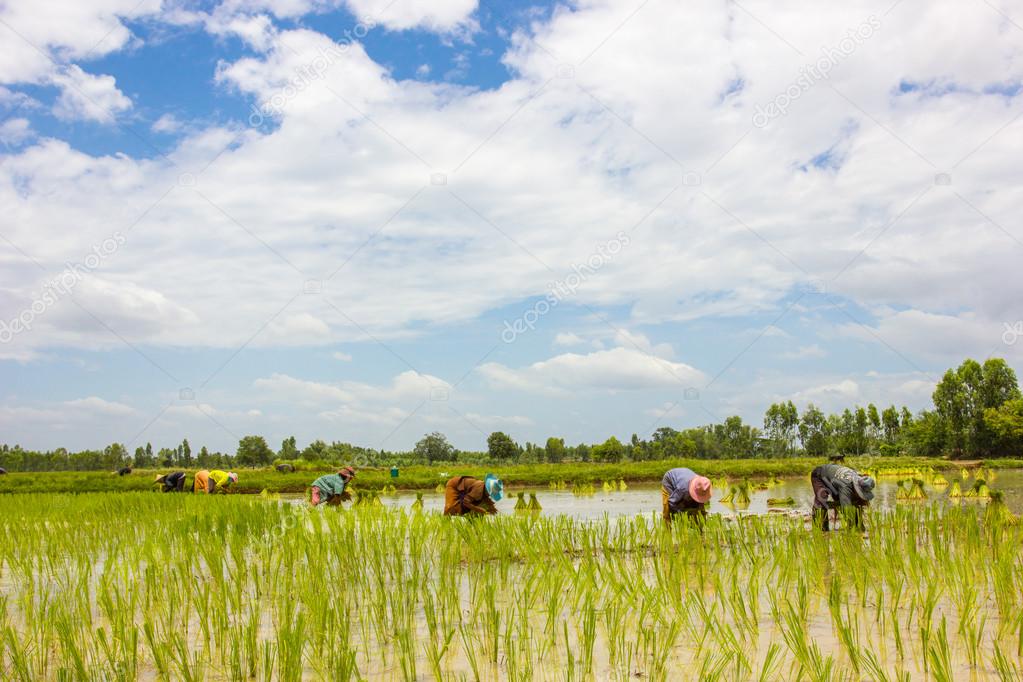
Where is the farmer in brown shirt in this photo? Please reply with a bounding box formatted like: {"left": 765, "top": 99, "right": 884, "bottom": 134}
{"left": 443, "top": 474, "right": 503, "bottom": 515}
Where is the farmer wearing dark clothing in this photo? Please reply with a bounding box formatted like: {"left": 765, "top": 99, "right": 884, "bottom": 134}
{"left": 309, "top": 466, "right": 356, "bottom": 506}
{"left": 811, "top": 464, "right": 875, "bottom": 531}
{"left": 443, "top": 474, "right": 502, "bottom": 516}
{"left": 155, "top": 472, "right": 187, "bottom": 492}
{"left": 661, "top": 468, "right": 712, "bottom": 525}
{"left": 117, "top": 466, "right": 132, "bottom": 476}
{"left": 0, "top": 467, "right": 7, "bottom": 475}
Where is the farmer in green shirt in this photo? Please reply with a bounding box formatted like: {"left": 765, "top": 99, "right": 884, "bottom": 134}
{"left": 309, "top": 466, "right": 356, "bottom": 506}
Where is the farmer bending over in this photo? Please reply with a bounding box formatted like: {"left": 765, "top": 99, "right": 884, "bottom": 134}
{"left": 661, "top": 468, "right": 712, "bottom": 525}
{"left": 310, "top": 466, "right": 356, "bottom": 506}
{"left": 193, "top": 469, "right": 238, "bottom": 494}
{"left": 444, "top": 474, "right": 502, "bottom": 516}
{"left": 155, "top": 471, "right": 187, "bottom": 492}
{"left": 810, "top": 463, "right": 875, "bottom": 531}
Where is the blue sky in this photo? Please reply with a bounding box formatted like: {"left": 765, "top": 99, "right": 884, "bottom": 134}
{"left": 1, "top": 0, "right": 1021, "bottom": 453}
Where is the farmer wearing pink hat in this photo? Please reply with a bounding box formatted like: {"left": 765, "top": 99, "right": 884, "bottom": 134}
{"left": 661, "top": 467, "right": 712, "bottom": 525}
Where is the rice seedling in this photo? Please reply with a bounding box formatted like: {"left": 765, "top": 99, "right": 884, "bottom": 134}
{"left": 0, "top": 486, "right": 1020, "bottom": 680}
{"left": 767, "top": 496, "right": 796, "bottom": 506}
{"left": 527, "top": 492, "right": 542, "bottom": 511}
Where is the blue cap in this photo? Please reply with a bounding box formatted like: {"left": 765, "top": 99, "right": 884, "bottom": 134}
{"left": 484, "top": 473, "right": 503, "bottom": 502}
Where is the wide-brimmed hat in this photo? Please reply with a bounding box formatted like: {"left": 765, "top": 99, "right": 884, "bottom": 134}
{"left": 339, "top": 466, "right": 356, "bottom": 480}
{"left": 688, "top": 476, "right": 712, "bottom": 504}
{"left": 853, "top": 475, "right": 875, "bottom": 502}
{"left": 228, "top": 472, "right": 238, "bottom": 483}
{"left": 484, "top": 473, "right": 504, "bottom": 502}
{"left": 154, "top": 474, "right": 166, "bottom": 483}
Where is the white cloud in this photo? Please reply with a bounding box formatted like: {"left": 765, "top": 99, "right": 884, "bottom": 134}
{"left": 64, "top": 396, "right": 136, "bottom": 416}
{"left": 793, "top": 379, "right": 860, "bottom": 404}
{"left": 838, "top": 309, "right": 1009, "bottom": 362}
{"left": 462, "top": 411, "right": 533, "bottom": 428}
{"left": 0, "top": 0, "right": 1021, "bottom": 451}
{"left": 344, "top": 0, "right": 478, "bottom": 33}
{"left": 0, "top": 0, "right": 160, "bottom": 83}
{"left": 553, "top": 332, "right": 585, "bottom": 346}
{"left": 782, "top": 344, "right": 827, "bottom": 359}
{"left": 49, "top": 65, "right": 132, "bottom": 123}
{"left": 266, "top": 313, "right": 331, "bottom": 343}
{"left": 479, "top": 347, "right": 705, "bottom": 393}
{"left": 254, "top": 373, "right": 355, "bottom": 405}
{"left": 151, "top": 113, "right": 183, "bottom": 134}
{"left": 254, "top": 369, "right": 450, "bottom": 407}
{"left": 331, "top": 350, "right": 352, "bottom": 361}
{"left": 0, "top": 117, "right": 32, "bottom": 145}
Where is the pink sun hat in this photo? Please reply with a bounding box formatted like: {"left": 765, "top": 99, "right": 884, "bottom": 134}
{"left": 689, "top": 476, "right": 712, "bottom": 504}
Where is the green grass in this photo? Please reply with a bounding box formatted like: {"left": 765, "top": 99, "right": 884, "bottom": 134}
{"left": 1, "top": 456, "right": 1019, "bottom": 495}
{"left": 0, "top": 494, "right": 1020, "bottom": 680}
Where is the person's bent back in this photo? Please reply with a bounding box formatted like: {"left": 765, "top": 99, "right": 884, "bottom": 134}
{"left": 443, "top": 475, "right": 502, "bottom": 515}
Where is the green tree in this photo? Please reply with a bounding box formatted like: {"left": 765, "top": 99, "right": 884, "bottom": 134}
{"left": 279, "top": 436, "right": 299, "bottom": 460}
{"left": 301, "top": 439, "right": 328, "bottom": 461}
{"left": 799, "top": 404, "right": 830, "bottom": 456}
{"left": 236, "top": 435, "right": 274, "bottom": 466}
{"left": 414, "top": 432, "right": 455, "bottom": 464}
{"left": 592, "top": 435, "right": 625, "bottom": 462}
{"left": 934, "top": 358, "right": 1021, "bottom": 457}
{"left": 866, "top": 404, "right": 881, "bottom": 445}
{"left": 544, "top": 437, "right": 566, "bottom": 463}
{"left": 180, "top": 439, "right": 192, "bottom": 466}
{"left": 881, "top": 405, "right": 901, "bottom": 445}
{"left": 487, "top": 432, "right": 520, "bottom": 461}
{"left": 764, "top": 401, "right": 798, "bottom": 455}
{"left": 984, "top": 398, "right": 1023, "bottom": 455}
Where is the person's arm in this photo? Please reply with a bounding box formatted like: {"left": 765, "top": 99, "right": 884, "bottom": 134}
{"left": 464, "top": 483, "right": 497, "bottom": 514}
{"left": 836, "top": 481, "right": 853, "bottom": 507}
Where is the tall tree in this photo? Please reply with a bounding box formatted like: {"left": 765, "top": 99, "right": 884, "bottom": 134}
{"left": 414, "top": 432, "right": 454, "bottom": 464}
{"left": 799, "top": 404, "right": 830, "bottom": 456}
{"left": 236, "top": 436, "right": 274, "bottom": 466}
{"left": 544, "top": 437, "right": 566, "bottom": 463}
{"left": 487, "top": 432, "right": 520, "bottom": 461}
{"left": 279, "top": 436, "right": 299, "bottom": 460}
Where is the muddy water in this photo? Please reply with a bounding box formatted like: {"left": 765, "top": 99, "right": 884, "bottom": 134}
{"left": 289, "top": 469, "right": 1023, "bottom": 518}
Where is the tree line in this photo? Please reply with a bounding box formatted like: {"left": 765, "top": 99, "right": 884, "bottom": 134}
{"left": 3, "top": 358, "right": 1022, "bottom": 472}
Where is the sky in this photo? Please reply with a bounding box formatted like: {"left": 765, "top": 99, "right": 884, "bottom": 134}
{"left": 1, "top": 0, "right": 1022, "bottom": 454}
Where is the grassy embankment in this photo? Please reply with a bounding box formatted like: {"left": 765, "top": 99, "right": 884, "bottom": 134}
{"left": 1, "top": 456, "right": 1021, "bottom": 495}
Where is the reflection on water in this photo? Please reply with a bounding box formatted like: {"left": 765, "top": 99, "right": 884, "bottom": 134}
{"left": 288, "top": 469, "right": 1023, "bottom": 520}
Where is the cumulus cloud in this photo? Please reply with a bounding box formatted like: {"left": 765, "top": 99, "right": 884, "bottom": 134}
{"left": 0, "top": 0, "right": 1021, "bottom": 449}
{"left": 49, "top": 65, "right": 132, "bottom": 123}
{"left": 0, "top": 117, "right": 32, "bottom": 145}
{"left": 553, "top": 332, "right": 585, "bottom": 346}
{"left": 63, "top": 396, "right": 136, "bottom": 416}
{"left": 479, "top": 347, "right": 706, "bottom": 393}
{"left": 0, "top": 0, "right": 160, "bottom": 83}
{"left": 254, "top": 369, "right": 450, "bottom": 406}
{"left": 151, "top": 113, "right": 183, "bottom": 134}
{"left": 344, "top": 0, "right": 478, "bottom": 33}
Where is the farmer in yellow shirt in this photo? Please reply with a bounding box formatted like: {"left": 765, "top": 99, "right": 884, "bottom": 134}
{"left": 193, "top": 469, "right": 238, "bottom": 494}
